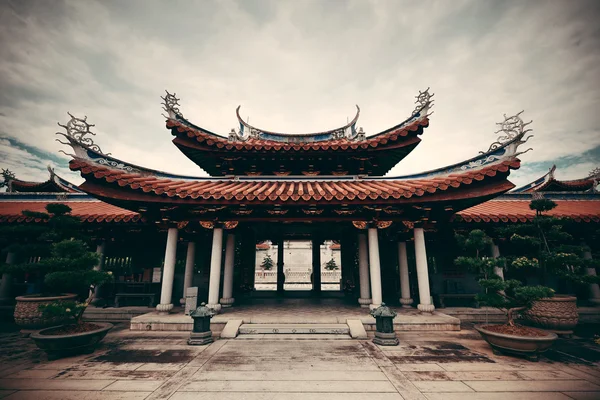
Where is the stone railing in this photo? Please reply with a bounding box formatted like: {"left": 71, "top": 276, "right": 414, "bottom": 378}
{"left": 254, "top": 270, "right": 341, "bottom": 284}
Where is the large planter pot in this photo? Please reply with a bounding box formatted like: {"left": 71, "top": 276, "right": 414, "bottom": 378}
{"left": 475, "top": 324, "right": 558, "bottom": 361}
{"left": 14, "top": 293, "right": 78, "bottom": 330}
{"left": 30, "top": 322, "right": 113, "bottom": 360}
{"left": 523, "top": 295, "right": 579, "bottom": 336}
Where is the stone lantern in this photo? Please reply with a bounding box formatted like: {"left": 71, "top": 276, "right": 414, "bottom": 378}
{"left": 370, "top": 303, "right": 399, "bottom": 346}
{"left": 188, "top": 302, "right": 215, "bottom": 345}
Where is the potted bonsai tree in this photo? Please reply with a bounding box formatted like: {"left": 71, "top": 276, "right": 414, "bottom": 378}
{"left": 29, "top": 237, "right": 113, "bottom": 359}
{"left": 494, "top": 197, "right": 600, "bottom": 335}
{"left": 0, "top": 204, "right": 112, "bottom": 342}
{"left": 455, "top": 229, "right": 557, "bottom": 361}
{"left": 475, "top": 276, "right": 557, "bottom": 361}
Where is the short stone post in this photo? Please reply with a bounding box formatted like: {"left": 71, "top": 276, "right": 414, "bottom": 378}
{"left": 184, "top": 287, "right": 198, "bottom": 316}
{"left": 188, "top": 303, "right": 215, "bottom": 345}
{"left": 370, "top": 303, "right": 399, "bottom": 346}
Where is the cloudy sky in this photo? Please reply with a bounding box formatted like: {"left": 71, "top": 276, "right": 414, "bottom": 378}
{"left": 1, "top": 0, "right": 599, "bottom": 189}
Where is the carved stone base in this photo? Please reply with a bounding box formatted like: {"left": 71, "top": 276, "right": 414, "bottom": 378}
{"left": 156, "top": 303, "right": 173, "bottom": 314}
{"left": 207, "top": 303, "right": 222, "bottom": 313}
{"left": 220, "top": 297, "right": 235, "bottom": 308}
{"left": 418, "top": 303, "right": 435, "bottom": 313}
{"left": 188, "top": 330, "right": 213, "bottom": 346}
{"left": 373, "top": 331, "right": 399, "bottom": 346}
{"left": 400, "top": 298, "right": 413, "bottom": 308}
{"left": 358, "top": 298, "right": 371, "bottom": 308}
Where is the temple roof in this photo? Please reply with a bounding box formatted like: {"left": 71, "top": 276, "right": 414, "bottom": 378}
{"left": 163, "top": 89, "right": 434, "bottom": 176}
{"left": 456, "top": 193, "right": 600, "bottom": 223}
{"left": 2, "top": 166, "right": 83, "bottom": 194}
{"left": 0, "top": 193, "right": 141, "bottom": 224}
{"left": 512, "top": 165, "right": 599, "bottom": 193}
{"left": 54, "top": 108, "right": 532, "bottom": 223}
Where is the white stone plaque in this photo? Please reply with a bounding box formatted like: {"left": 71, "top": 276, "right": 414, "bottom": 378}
{"left": 185, "top": 286, "right": 199, "bottom": 316}
{"left": 152, "top": 267, "right": 162, "bottom": 283}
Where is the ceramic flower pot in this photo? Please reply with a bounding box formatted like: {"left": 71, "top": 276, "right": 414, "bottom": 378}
{"left": 475, "top": 324, "right": 558, "bottom": 361}
{"left": 14, "top": 293, "right": 77, "bottom": 330}
{"left": 523, "top": 295, "right": 578, "bottom": 336}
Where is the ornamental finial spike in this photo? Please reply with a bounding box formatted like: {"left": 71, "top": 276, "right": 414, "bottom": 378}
{"left": 55, "top": 113, "right": 110, "bottom": 157}
{"left": 161, "top": 90, "right": 183, "bottom": 119}
{"left": 413, "top": 87, "right": 434, "bottom": 115}
{"left": 588, "top": 167, "right": 600, "bottom": 179}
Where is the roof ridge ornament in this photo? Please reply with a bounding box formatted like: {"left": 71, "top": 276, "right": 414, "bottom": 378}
{"left": 413, "top": 87, "right": 434, "bottom": 115}
{"left": 588, "top": 167, "right": 600, "bottom": 179}
{"left": 482, "top": 111, "right": 533, "bottom": 155}
{"left": 161, "top": 90, "right": 183, "bottom": 119}
{"left": 55, "top": 113, "right": 111, "bottom": 157}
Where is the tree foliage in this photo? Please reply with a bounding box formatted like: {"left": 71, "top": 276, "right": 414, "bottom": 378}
{"left": 260, "top": 254, "right": 274, "bottom": 271}
{"left": 324, "top": 258, "right": 339, "bottom": 271}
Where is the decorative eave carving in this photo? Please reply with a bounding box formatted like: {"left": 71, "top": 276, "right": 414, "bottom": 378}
{"left": 224, "top": 221, "right": 239, "bottom": 230}
{"left": 413, "top": 87, "right": 435, "bottom": 116}
{"left": 56, "top": 113, "right": 111, "bottom": 157}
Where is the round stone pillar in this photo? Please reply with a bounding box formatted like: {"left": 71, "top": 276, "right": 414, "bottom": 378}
{"left": 0, "top": 252, "right": 15, "bottom": 305}
{"left": 367, "top": 227, "right": 383, "bottom": 310}
{"left": 398, "top": 242, "right": 413, "bottom": 308}
{"left": 584, "top": 250, "right": 600, "bottom": 305}
{"left": 207, "top": 227, "right": 224, "bottom": 312}
{"left": 220, "top": 233, "right": 236, "bottom": 307}
{"left": 91, "top": 241, "right": 106, "bottom": 306}
{"left": 414, "top": 227, "right": 434, "bottom": 313}
{"left": 157, "top": 227, "right": 178, "bottom": 314}
{"left": 357, "top": 233, "right": 371, "bottom": 307}
{"left": 180, "top": 242, "right": 196, "bottom": 306}
{"left": 491, "top": 243, "right": 505, "bottom": 280}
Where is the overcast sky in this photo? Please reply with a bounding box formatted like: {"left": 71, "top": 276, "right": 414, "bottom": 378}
{"left": 1, "top": 0, "right": 599, "bottom": 189}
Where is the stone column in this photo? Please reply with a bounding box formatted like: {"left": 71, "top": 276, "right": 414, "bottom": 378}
{"left": 180, "top": 242, "right": 196, "bottom": 306}
{"left": 91, "top": 241, "right": 106, "bottom": 306}
{"left": 0, "top": 252, "right": 15, "bottom": 305}
{"left": 312, "top": 238, "right": 322, "bottom": 293}
{"left": 207, "top": 226, "right": 224, "bottom": 312}
{"left": 584, "top": 250, "right": 600, "bottom": 305}
{"left": 398, "top": 241, "right": 413, "bottom": 308}
{"left": 367, "top": 227, "right": 383, "bottom": 309}
{"left": 414, "top": 227, "right": 434, "bottom": 313}
{"left": 276, "top": 237, "right": 285, "bottom": 294}
{"left": 357, "top": 233, "right": 371, "bottom": 307}
{"left": 157, "top": 227, "right": 178, "bottom": 314}
{"left": 220, "top": 233, "right": 236, "bottom": 307}
{"left": 490, "top": 243, "right": 505, "bottom": 280}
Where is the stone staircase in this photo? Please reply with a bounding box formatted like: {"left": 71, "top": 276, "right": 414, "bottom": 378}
{"left": 231, "top": 322, "right": 356, "bottom": 340}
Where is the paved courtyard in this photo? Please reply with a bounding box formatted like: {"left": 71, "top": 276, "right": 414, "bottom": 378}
{"left": 0, "top": 323, "right": 599, "bottom": 399}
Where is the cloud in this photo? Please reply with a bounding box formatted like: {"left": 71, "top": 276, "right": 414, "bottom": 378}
{"left": 0, "top": 0, "right": 598, "bottom": 188}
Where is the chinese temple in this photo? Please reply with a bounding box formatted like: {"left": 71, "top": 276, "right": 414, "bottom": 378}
{"left": 1, "top": 89, "right": 599, "bottom": 319}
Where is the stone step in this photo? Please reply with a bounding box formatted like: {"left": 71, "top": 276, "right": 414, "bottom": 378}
{"left": 236, "top": 333, "right": 352, "bottom": 340}
{"left": 238, "top": 323, "right": 349, "bottom": 335}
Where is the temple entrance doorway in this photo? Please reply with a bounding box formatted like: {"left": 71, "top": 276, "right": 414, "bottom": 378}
{"left": 254, "top": 240, "right": 342, "bottom": 293}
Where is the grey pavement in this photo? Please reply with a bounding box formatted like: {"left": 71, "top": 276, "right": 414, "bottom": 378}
{"left": 0, "top": 324, "right": 599, "bottom": 399}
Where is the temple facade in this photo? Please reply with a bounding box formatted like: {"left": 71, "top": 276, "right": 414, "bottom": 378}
{"left": 1, "top": 89, "right": 599, "bottom": 312}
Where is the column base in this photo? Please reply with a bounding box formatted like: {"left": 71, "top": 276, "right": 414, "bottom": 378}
{"left": 207, "top": 303, "right": 222, "bottom": 313}
{"left": 399, "top": 298, "right": 413, "bottom": 308}
{"left": 589, "top": 298, "right": 600, "bottom": 306}
{"left": 417, "top": 303, "right": 435, "bottom": 313}
{"left": 156, "top": 303, "right": 173, "bottom": 314}
{"left": 358, "top": 298, "right": 371, "bottom": 308}
{"left": 220, "top": 297, "right": 235, "bottom": 307}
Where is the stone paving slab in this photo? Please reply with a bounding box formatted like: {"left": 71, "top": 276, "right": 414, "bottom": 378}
{"left": 0, "top": 323, "right": 599, "bottom": 400}
{"left": 1, "top": 391, "right": 152, "bottom": 399}
{"left": 180, "top": 380, "right": 398, "bottom": 392}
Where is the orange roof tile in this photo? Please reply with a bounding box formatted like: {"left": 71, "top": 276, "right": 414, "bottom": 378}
{"left": 70, "top": 159, "right": 520, "bottom": 203}
{"left": 456, "top": 200, "right": 600, "bottom": 223}
{"left": 0, "top": 201, "right": 141, "bottom": 223}
{"left": 167, "top": 116, "right": 428, "bottom": 152}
